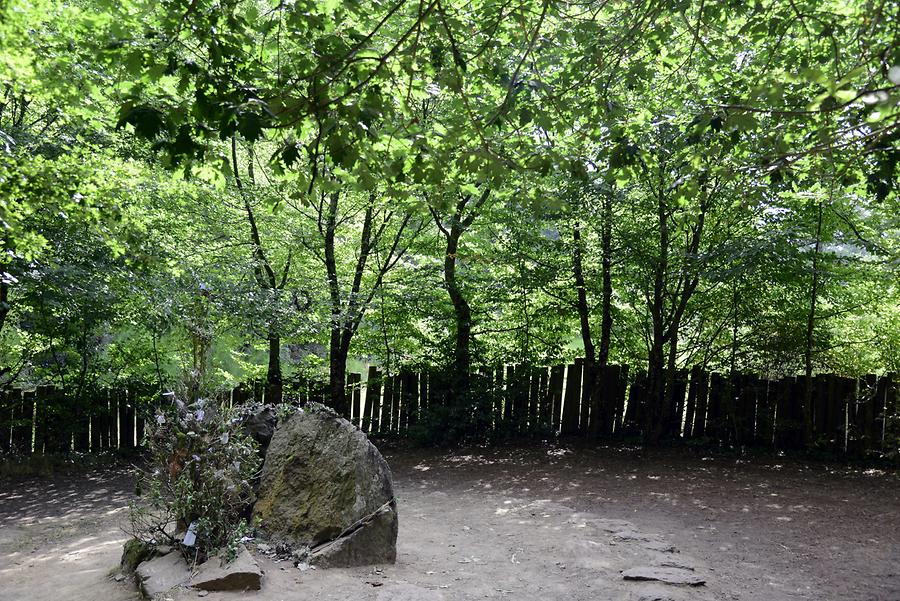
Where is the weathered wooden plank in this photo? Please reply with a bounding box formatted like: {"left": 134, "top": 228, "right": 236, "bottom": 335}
{"left": 0, "top": 390, "right": 10, "bottom": 453}
{"left": 537, "top": 367, "right": 550, "bottom": 433}
{"left": 614, "top": 364, "right": 629, "bottom": 434}
{"left": 347, "top": 373, "right": 362, "bottom": 428}
{"left": 365, "top": 367, "right": 382, "bottom": 434}
{"left": 11, "top": 390, "right": 31, "bottom": 453}
{"left": 862, "top": 374, "right": 878, "bottom": 452}
{"left": 691, "top": 370, "right": 709, "bottom": 438}
{"left": 32, "top": 386, "right": 49, "bottom": 454}
{"left": 736, "top": 373, "right": 757, "bottom": 446}
{"left": 400, "top": 371, "right": 417, "bottom": 433}
{"left": 673, "top": 369, "right": 689, "bottom": 438}
{"left": 514, "top": 365, "right": 530, "bottom": 434}
{"left": 527, "top": 367, "right": 540, "bottom": 434}
{"left": 135, "top": 386, "right": 149, "bottom": 448}
{"left": 560, "top": 361, "right": 582, "bottom": 436}
{"left": 389, "top": 374, "right": 402, "bottom": 435}
{"left": 683, "top": 367, "right": 699, "bottom": 439}
{"left": 73, "top": 387, "right": 91, "bottom": 452}
{"left": 706, "top": 373, "right": 726, "bottom": 443}
{"left": 548, "top": 365, "right": 564, "bottom": 432}
{"left": 381, "top": 374, "right": 395, "bottom": 434}
{"left": 492, "top": 366, "right": 504, "bottom": 432}
{"left": 623, "top": 370, "right": 646, "bottom": 436}
{"left": 883, "top": 373, "right": 898, "bottom": 448}
{"left": 774, "top": 377, "right": 804, "bottom": 450}
{"left": 580, "top": 362, "right": 593, "bottom": 437}
{"left": 419, "top": 370, "right": 429, "bottom": 414}
{"left": 119, "top": 389, "right": 132, "bottom": 449}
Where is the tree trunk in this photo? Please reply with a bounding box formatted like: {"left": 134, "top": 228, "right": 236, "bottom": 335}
{"left": 233, "top": 137, "right": 287, "bottom": 408}
{"left": 266, "top": 333, "right": 283, "bottom": 405}
{"left": 328, "top": 334, "right": 349, "bottom": 416}
{"left": 803, "top": 201, "right": 824, "bottom": 445}
{"left": 445, "top": 226, "right": 472, "bottom": 402}
{"left": 573, "top": 221, "right": 597, "bottom": 435}
{"left": 645, "top": 185, "right": 669, "bottom": 443}
{"left": 323, "top": 191, "right": 348, "bottom": 414}
{"left": 598, "top": 191, "right": 614, "bottom": 370}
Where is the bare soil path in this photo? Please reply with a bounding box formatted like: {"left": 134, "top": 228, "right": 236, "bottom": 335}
{"left": 1, "top": 445, "right": 897, "bottom": 601}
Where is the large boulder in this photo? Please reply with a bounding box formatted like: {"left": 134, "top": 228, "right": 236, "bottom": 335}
{"left": 252, "top": 404, "right": 397, "bottom": 567}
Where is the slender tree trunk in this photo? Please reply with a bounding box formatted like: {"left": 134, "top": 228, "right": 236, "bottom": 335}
{"left": 573, "top": 222, "right": 596, "bottom": 367}
{"left": 266, "top": 333, "right": 283, "bottom": 405}
{"left": 598, "top": 191, "right": 614, "bottom": 370}
{"left": 328, "top": 336, "right": 349, "bottom": 415}
{"left": 323, "top": 191, "right": 349, "bottom": 414}
{"left": 233, "top": 137, "right": 286, "bottom": 406}
{"left": 646, "top": 187, "right": 669, "bottom": 443}
{"left": 573, "top": 221, "right": 597, "bottom": 435}
{"left": 445, "top": 226, "right": 472, "bottom": 401}
{"left": 803, "top": 201, "right": 824, "bottom": 445}
{"left": 661, "top": 321, "right": 680, "bottom": 438}
{"left": 0, "top": 278, "right": 8, "bottom": 336}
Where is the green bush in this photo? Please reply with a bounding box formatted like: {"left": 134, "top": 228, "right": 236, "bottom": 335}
{"left": 128, "top": 396, "right": 260, "bottom": 561}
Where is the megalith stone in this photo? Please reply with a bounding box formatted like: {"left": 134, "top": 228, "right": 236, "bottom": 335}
{"left": 252, "top": 403, "right": 398, "bottom": 566}
{"left": 189, "top": 545, "right": 262, "bottom": 591}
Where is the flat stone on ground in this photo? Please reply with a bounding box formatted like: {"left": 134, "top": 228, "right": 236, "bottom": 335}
{"left": 375, "top": 583, "right": 445, "bottom": 601}
{"left": 310, "top": 504, "right": 398, "bottom": 568}
{"left": 134, "top": 551, "right": 191, "bottom": 598}
{"left": 622, "top": 566, "right": 706, "bottom": 586}
{"left": 189, "top": 545, "right": 262, "bottom": 591}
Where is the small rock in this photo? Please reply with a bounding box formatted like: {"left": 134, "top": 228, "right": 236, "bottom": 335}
{"left": 636, "top": 585, "right": 682, "bottom": 601}
{"left": 375, "top": 583, "right": 444, "bottom": 601}
{"left": 135, "top": 552, "right": 191, "bottom": 598}
{"left": 657, "top": 559, "right": 696, "bottom": 571}
{"left": 189, "top": 545, "right": 262, "bottom": 592}
{"left": 622, "top": 566, "right": 705, "bottom": 586}
{"left": 310, "top": 504, "right": 397, "bottom": 568}
{"left": 197, "top": 591, "right": 209, "bottom": 598}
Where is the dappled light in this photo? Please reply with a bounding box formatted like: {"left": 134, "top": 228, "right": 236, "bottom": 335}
{"left": 2, "top": 0, "right": 900, "bottom": 599}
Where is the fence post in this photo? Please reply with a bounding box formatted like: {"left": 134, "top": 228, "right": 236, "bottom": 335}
{"left": 366, "top": 368, "right": 382, "bottom": 434}
{"left": 400, "top": 371, "right": 416, "bottom": 434}
{"left": 623, "top": 370, "right": 645, "bottom": 436}
{"left": 0, "top": 390, "right": 9, "bottom": 453}
{"left": 561, "top": 361, "right": 582, "bottom": 436}
{"left": 548, "top": 365, "right": 564, "bottom": 433}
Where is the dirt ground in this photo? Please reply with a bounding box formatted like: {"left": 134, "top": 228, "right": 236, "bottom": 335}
{"left": 1, "top": 445, "right": 898, "bottom": 601}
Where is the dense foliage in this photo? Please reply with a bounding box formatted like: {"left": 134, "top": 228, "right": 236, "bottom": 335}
{"left": 1, "top": 0, "right": 898, "bottom": 444}
{"left": 128, "top": 396, "right": 259, "bottom": 559}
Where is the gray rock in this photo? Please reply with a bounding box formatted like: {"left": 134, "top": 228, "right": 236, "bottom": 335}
{"left": 121, "top": 538, "right": 155, "bottom": 574}
{"left": 189, "top": 545, "right": 262, "bottom": 591}
{"left": 635, "top": 585, "right": 683, "bottom": 601}
{"left": 310, "top": 503, "right": 398, "bottom": 568}
{"left": 612, "top": 530, "right": 677, "bottom": 553}
{"left": 134, "top": 551, "right": 191, "bottom": 598}
{"left": 622, "top": 567, "right": 706, "bottom": 586}
{"left": 375, "top": 583, "right": 445, "bottom": 601}
{"left": 239, "top": 404, "right": 278, "bottom": 453}
{"left": 253, "top": 403, "right": 398, "bottom": 566}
